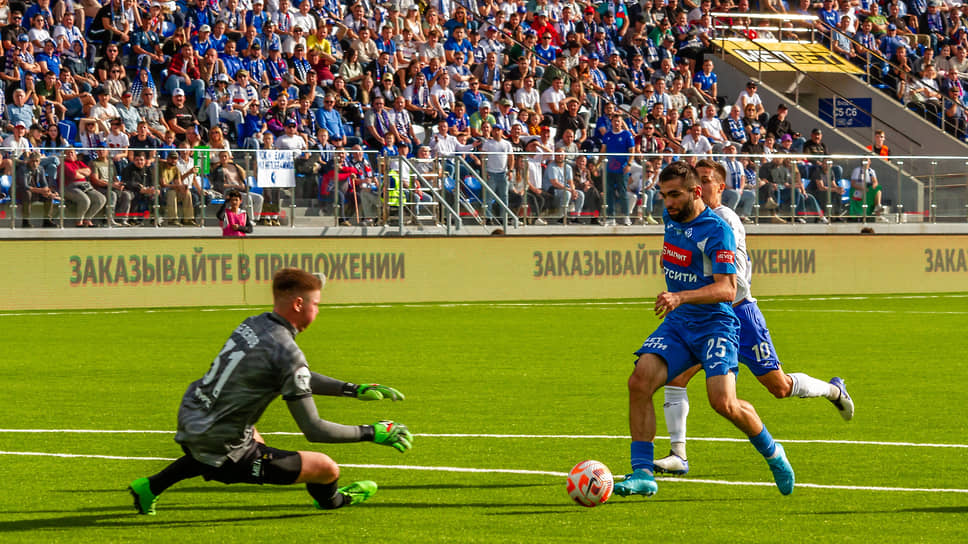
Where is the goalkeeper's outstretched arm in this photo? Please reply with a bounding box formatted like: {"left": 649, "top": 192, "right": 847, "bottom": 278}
{"left": 286, "top": 397, "right": 414, "bottom": 452}
{"left": 309, "top": 371, "right": 405, "bottom": 401}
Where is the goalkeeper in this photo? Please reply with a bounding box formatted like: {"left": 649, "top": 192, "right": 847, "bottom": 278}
{"left": 128, "top": 268, "right": 413, "bottom": 515}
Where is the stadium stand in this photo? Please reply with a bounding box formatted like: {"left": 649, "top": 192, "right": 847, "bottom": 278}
{"left": 0, "top": 0, "right": 965, "bottom": 230}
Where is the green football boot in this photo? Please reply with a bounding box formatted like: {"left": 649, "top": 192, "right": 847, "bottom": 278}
{"left": 313, "top": 480, "right": 378, "bottom": 509}
{"left": 128, "top": 477, "right": 158, "bottom": 515}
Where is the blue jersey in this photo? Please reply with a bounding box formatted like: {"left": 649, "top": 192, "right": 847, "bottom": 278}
{"left": 660, "top": 206, "right": 737, "bottom": 323}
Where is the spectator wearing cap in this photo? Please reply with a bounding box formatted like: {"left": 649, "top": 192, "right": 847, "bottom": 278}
{"left": 192, "top": 24, "right": 216, "bottom": 57}
{"left": 244, "top": 40, "right": 271, "bottom": 88}
{"left": 164, "top": 88, "right": 200, "bottom": 142}
{"left": 105, "top": 117, "right": 131, "bottom": 172}
{"left": 35, "top": 39, "right": 60, "bottom": 77}
{"left": 492, "top": 98, "right": 516, "bottom": 136}
{"left": 478, "top": 25, "right": 505, "bottom": 59}
{"left": 766, "top": 103, "right": 794, "bottom": 141}
{"left": 1, "top": 121, "right": 32, "bottom": 177}
{"left": 265, "top": 40, "right": 290, "bottom": 86}
{"left": 468, "top": 101, "right": 496, "bottom": 138}
{"left": 735, "top": 80, "right": 767, "bottom": 125}
{"left": 920, "top": 2, "right": 947, "bottom": 54}
{"left": 260, "top": 20, "right": 283, "bottom": 57}
{"left": 879, "top": 22, "right": 912, "bottom": 60}
{"left": 602, "top": 51, "right": 633, "bottom": 100}
{"left": 244, "top": 0, "right": 269, "bottom": 34}
{"left": 374, "top": 71, "right": 402, "bottom": 106}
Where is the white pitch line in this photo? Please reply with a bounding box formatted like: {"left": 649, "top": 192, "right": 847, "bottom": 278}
{"left": 2, "top": 450, "right": 965, "bottom": 494}
{"left": 1, "top": 429, "right": 965, "bottom": 449}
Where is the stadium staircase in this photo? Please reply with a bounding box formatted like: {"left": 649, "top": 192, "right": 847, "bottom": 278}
{"left": 712, "top": 13, "right": 968, "bottom": 221}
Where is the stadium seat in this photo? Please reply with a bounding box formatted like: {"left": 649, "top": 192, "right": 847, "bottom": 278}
{"left": 202, "top": 177, "right": 224, "bottom": 205}
{"left": 0, "top": 175, "right": 11, "bottom": 205}
{"left": 58, "top": 120, "right": 78, "bottom": 145}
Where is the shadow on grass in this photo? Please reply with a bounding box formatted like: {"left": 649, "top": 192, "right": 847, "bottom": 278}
{"left": 805, "top": 505, "right": 968, "bottom": 515}
{"left": 0, "top": 512, "right": 318, "bottom": 532}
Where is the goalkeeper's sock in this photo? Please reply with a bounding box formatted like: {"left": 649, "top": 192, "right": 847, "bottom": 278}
{"left": 308, "top": 481, "right": 346, "bottom": 510}
{"left": 147, "top": 454, "right": 208, "bottom": 496}
{"left": 789, "top": 372, "right": 840, "bottom": 400}
{"left": 663, "top": 386, "right": 689, "bottom": 459}
{"left": 749, "top": 427, "right": 777, "bottom": 459}
{"left": 630, "top": 441, "right": 654, "bottom": 473}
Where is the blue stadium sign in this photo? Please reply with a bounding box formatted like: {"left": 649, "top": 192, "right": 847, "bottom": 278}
{"left": 818, "top": 97, "right": 872, "bottom": 128}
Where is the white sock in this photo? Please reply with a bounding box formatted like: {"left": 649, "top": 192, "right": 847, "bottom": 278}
{"left": 663, "top": 386, "right": 689, "bottom": 458}
{"left": 789, "top": 372, "right": 838, "bottom": 400}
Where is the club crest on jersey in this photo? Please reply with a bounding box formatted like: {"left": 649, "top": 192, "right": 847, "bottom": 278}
{"left": 662, "top": 242, "right": 691, "bottom": 267}
{"left": 715, "top": 250, "right": 735, "bottom": 264}
{"left": 295, "top": 367, "right": 311, "bottom": 391}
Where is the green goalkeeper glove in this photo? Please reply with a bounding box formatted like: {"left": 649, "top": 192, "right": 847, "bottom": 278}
{"left": 371, "top": 420, "right": 413, "bottom": 453}
{"left": 356, "top": 383, "right": 405, "bottom": 401}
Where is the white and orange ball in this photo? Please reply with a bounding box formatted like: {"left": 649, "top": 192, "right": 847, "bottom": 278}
{"left": 566, "top": 460, "right": 614, "bottom": 507}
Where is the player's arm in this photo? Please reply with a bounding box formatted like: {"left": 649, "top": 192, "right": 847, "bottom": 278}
{"left": 655, "top": 273, "right": 737, "bottom": 318}
{"left": 286, "top": 397, "right": 413, "bottom": 452}
{"left": 310, "top": 371, "right": 405, "bottom": 400}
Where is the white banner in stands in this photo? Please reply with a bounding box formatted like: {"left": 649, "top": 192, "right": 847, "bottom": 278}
{"left": 256, "top": 149, "right": 296, "bottom": 188}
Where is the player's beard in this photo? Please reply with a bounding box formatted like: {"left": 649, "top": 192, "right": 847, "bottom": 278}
{"left": 667, "top": 196, "right": 696, "bottom": 223}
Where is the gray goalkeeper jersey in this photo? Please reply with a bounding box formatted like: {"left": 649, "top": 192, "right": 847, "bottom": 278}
{"left": 174, "top": 312, "right": 313, "bottom": 467}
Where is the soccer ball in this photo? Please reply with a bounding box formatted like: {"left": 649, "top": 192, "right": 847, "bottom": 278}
{"left": 566, "top": 460, "right": 613, "bottom": 507}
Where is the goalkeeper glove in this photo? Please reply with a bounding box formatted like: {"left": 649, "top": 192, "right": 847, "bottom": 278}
{"left": 356, "top": 383, "right": 405, "bottom": 401}
{"left": 370, "top": 420, "right": 413, "bottom": 453}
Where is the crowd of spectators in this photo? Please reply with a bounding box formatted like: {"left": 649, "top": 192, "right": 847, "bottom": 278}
{"left": 0, "top": 0, "right": 899, "bottom": 228}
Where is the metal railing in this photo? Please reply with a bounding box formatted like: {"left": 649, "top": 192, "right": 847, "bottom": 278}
{"left": 4, "top": 146, "right": 968, "bottom": 230}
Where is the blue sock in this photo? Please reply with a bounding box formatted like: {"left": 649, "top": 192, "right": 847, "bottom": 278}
{"left": 630, "top": 441, "right": 654, "bottom": 473}
{"left": 749, "top": 427, "right": 777, "bottom": 459}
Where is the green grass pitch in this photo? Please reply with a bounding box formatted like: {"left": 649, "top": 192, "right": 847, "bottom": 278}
{"left": 1, "top": 294, "right": 966, "bottom": 543}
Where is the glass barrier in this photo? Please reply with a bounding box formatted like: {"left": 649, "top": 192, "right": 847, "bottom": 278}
{"left": 1, "top": 146, "right": 965, "bottom": 231}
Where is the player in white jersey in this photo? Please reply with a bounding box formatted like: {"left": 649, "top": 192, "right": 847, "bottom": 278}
{"left": 653, "top": 159, "right": 854, "bottom": 476}
{"left": 128, "top": 268, "right": 413, "bottom": 515}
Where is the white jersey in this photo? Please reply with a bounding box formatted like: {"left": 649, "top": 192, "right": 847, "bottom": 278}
{"left": 713, "top": 204, "right": 753, "bottom": 304}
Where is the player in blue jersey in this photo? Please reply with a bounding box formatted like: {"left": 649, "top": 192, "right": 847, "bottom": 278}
{"left": 653, "top": 160, "right": 854, "bottom": 476}
{"left": 613, "top": 161, "right": 795, "bottom": 498}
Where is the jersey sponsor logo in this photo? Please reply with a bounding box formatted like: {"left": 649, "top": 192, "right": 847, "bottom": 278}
{"left": 715, "top": 250, "right": 735, "bottom": 264}
{"left": 664, "top": 268, "right": 698, "bottom": 283}
{"left": 662, "top": 242, "right": 691, "bottom": 267}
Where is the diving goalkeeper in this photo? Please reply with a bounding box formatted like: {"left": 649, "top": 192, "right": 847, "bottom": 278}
{"left": 128, "top": 268, "right": 413, "bottom": 515}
